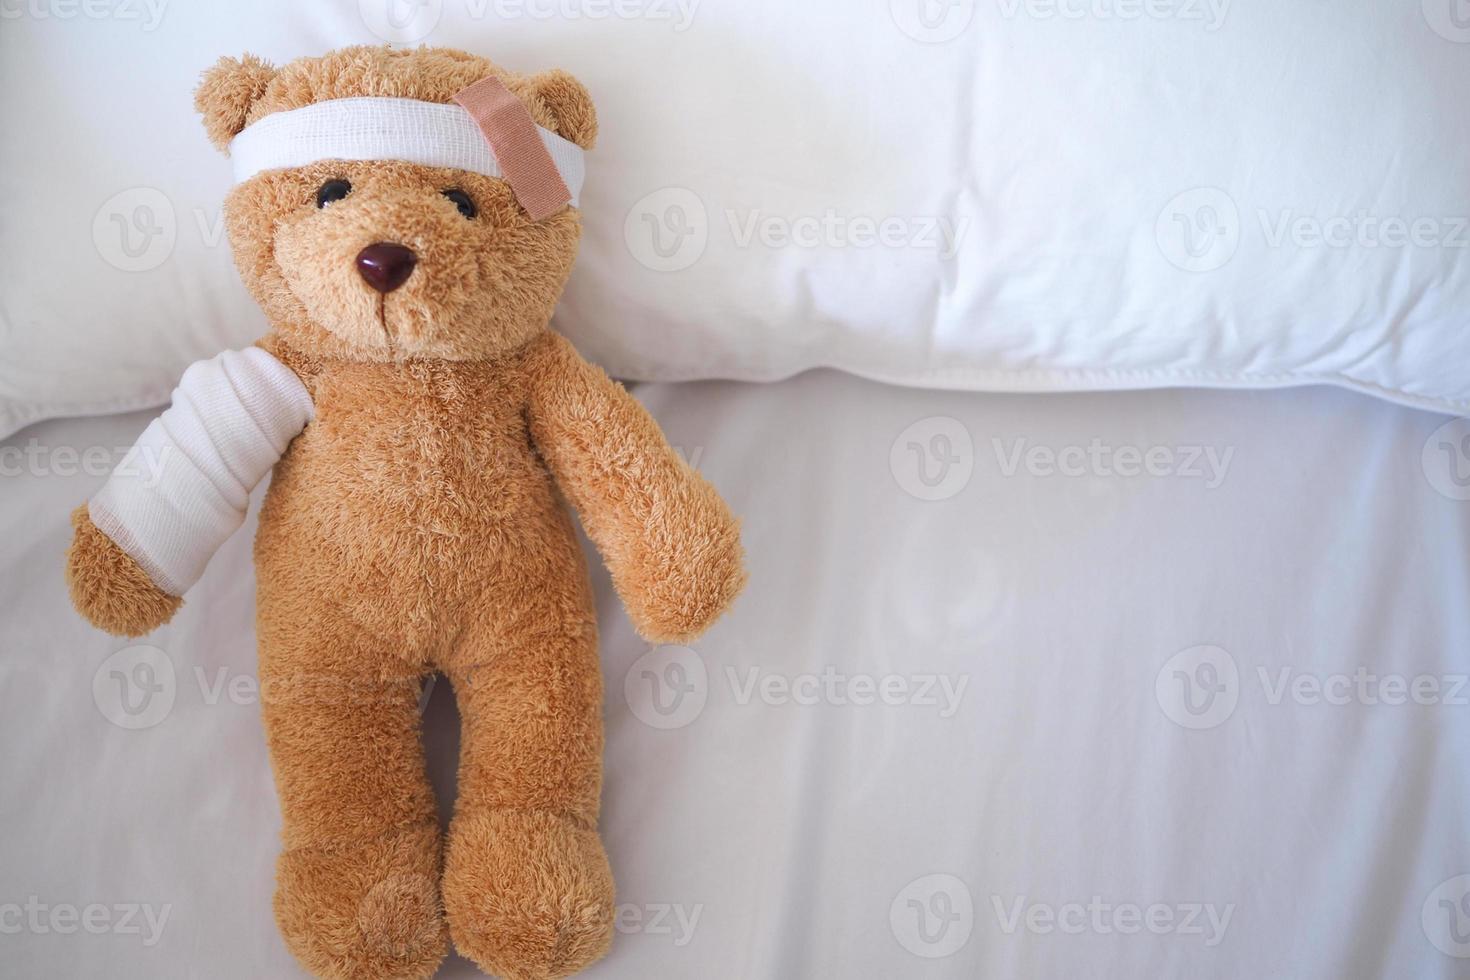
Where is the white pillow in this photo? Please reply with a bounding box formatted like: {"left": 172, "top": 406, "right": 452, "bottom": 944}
{"left": 2, "top": 1, "right": 1468, "bottom": 437}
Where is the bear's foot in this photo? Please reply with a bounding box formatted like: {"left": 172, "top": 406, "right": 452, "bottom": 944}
{"left": 443, "top": 810, "right": 614, "bottom": 980}
{"left": 274, "top": 820, "right": 447, "bottom": 980}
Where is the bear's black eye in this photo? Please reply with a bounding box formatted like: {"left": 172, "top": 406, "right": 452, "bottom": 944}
{"left": 442, "top": 189, "right": 477, "bottom": 219}
{"left": 315, "top": 179, "right": 352, "bottom": 208}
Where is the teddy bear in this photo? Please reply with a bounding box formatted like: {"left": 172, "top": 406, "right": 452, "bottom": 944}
{"left": 63, "top": 45, "right": 745, "bottom": 980}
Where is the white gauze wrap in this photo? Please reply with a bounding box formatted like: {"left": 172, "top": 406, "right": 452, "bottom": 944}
{"left": 88, "top": 348, "right": 314, "bottom": 597}
{"left": 227, "top": 96, "right": 586, "bottom": 205}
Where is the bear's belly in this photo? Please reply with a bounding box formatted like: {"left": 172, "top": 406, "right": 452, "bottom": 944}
{"left": 252, "top": 361, "right": 581, "bottom": 649}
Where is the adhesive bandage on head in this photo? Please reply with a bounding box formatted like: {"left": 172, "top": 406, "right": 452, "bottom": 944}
{"left": 227, "top": 80, "right": 585, "bottom": 219}
{"left": 88, "top": 348, "right": 314, "bottom": 597}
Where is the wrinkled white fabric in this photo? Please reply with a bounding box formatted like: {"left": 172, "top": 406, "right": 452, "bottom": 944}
{"left": 88, "top": 348, "right": 312, "bottom": 596}
{"left": 6, "top": 376, "right": 1468, "bottom": 978}
{"left": 228, "top": 96, "right": 585, "bottom": 205}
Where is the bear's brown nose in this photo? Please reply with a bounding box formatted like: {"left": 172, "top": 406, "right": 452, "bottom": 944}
{"left": 355, "top": 242, "right": 417, "bottom": 293}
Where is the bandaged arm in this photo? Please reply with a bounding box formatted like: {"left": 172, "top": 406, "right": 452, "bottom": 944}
{"left": 87, "top": 348, "right": 313, "bottom": 596}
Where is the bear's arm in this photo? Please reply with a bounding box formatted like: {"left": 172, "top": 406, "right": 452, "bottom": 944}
{"left": 66, "top": 347, "right": 314, "bottom": 637}
{"left": 522, "top": 331, "right": 746, "bottom": 644}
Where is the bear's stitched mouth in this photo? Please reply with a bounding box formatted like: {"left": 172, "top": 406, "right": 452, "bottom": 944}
{"left": 375, "top": 294, "right": 394, "bottom": 350}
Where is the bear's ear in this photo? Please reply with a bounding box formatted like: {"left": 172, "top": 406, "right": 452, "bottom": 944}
{"left": 526, "top": 70, "right": 597, "bottom": 151}
{"left": 194, "top": 54, "right": 277, "bottom": 153}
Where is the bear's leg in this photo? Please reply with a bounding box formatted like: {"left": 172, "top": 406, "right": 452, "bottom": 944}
{"left": 262, "top": 659, "right": 447, "bottom": 980}
{"left": 441, "top": 613, "right": 614, "bottom": 979}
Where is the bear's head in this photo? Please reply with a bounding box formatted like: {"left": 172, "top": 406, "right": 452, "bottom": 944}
{"left": 195, "top": 46, "right": 597, "bottom": 362}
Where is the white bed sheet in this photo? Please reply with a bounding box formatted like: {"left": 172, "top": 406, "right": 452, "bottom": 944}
{"left": 2, "top": 373, "right": 1468, "bottom": 979}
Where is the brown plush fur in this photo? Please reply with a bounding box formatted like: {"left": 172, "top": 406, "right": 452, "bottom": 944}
{"left": 65, "top": 504, "right": 182, "bottom": 636}
{"left": 65, "top": 46, "right": 744, "bottom": 980}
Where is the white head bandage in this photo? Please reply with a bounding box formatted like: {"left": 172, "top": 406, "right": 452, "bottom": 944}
{"left": 228, "top": 89, "right": 585, "bottom": 217}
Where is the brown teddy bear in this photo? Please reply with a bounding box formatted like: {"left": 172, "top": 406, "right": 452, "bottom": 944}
{"left": 64, "top": 45, "right": 745, "bottom": 980}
